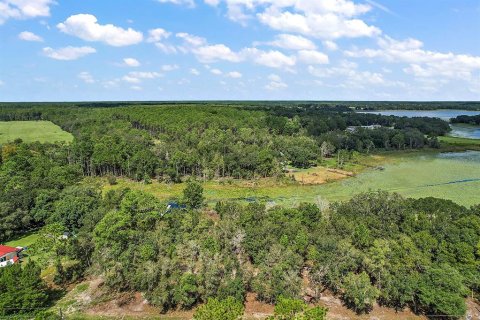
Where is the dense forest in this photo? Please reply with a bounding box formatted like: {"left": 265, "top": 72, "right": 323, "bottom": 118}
{"left": 1, "top": 103, "right": 479, "bottom": 319}
{"left": 0, "top": 103, "right": 448, "bottom": 183}
{"left": 452, "top": 114, "right": 480, "bottom": 125}
{"left": 2, "top": 181, "right": 478, "bottom": 318}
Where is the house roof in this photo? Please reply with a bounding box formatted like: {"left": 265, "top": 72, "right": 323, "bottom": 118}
{"left": 0, "top": 245, "right": 18, "bottom": 256}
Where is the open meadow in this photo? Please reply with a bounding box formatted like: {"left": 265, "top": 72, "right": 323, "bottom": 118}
{"left": 0, "top": 121, "right": 73, "bottom": 144}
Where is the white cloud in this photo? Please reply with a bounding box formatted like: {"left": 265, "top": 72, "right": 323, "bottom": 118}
{"left": 147, "top": 28, "right": 171, "bottom": 42}
{"left": 0, "top": 0, "right": 54, "bottom": 24}
{"left": 193, "top": 44, "right": 242, "bottom": 63}
{"left": 155, "top": 42, "right": 178, "bottom": 54}
{"left": 297, "top": 50, "right": 329, "bottom": 64}
{"left": 148, "top": 28, "right": 177, "bottom": 53}
{"left": 18, "top": 31, "right": 43, "bottom": 42}
{"left": 78, "top": 71, "right": 95, "bottom": 83}
{"left": 43, "top": 46, "right": 96, "bottom": 60}
{"left": 130, "top": 85, "right": 143, "bottom": 91}
{"left": 203, "top": 0, "right": 380, "bottom": 39}
{"left": 123, "top": 58, "right": 141, "bottom": 67}
{"left": 122, "top": 71, "right": 162, "bottom": 83}
{"left": 176, "top": 32, "right": 207, "bottom": 47}
{"left": 306, "top": 61, "right": 405, "bottom": 89}
{"left": 323, "top": 40, "right": 338, "bottom": 51}
{"left": 211, "top": 68, "right": 223, "bottom": 75}
{"left": 57, "top": 14, "right": 143, "bottom": 47}
{"left": 266, "top": 74, "right": 288, "bottom": 90}
{"left": 227, "top": 71, "right": 242, "bottom": 78}
{"left": 243, "top": 48, "right": 296, "bottom": 69}
{"left": 161, "top": 64, "right": 179, "bottom": 71}
{"left": 346, "top": 36, "right": 480, "bottom": 80}
{"left": 190, "top": 68, "right": 200, "bottom": 75}
{"left": 0, "top": 80, "right": 4, "bottom": 86}
{"left": 262, "top": 34, "right": 317, "bottom": 50}
{"left": 258, "top": 9, "right": 381, "bottom": 40}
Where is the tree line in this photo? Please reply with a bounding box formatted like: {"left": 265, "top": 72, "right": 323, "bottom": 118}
{"left": 0, "top": 103, "right": 452, "bottom": 183}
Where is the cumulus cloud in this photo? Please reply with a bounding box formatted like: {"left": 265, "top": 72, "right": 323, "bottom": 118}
{"left": 266, "top": 74, "right": 288, "bottom": 90}
{"left": 161, "top": 64, "right": 179, "bottom": 71}
{"left": 227, "top": 71, "right": 242, "bottom": 78}
{"left": 190, "top": 68, "right": 200, "bottom": 75}
{"left": 0, "top": 0, "right": 54, "bottom": 24}
{"left": 260, "top": 34, "right": 317, "bottom": 50}
{"left": 18, "top": 31, "right": 43, "bottom": 42}
{"left": 323, "top": 40, "right": 338, "bottom": 51}
{"left": 297, "top": 50, "right": 329, "bottom": 64}
{"left": 307, "top": 61, "right": 405, "bottom": 89}
{"left": 43, "top": 46, "right": 96, "bottom": 60}
{"left": 345, "top": 36, "right": 480, "bottom": 80}
{"left": 243, "top": 48, "right": 296, "bottom": 69}
{"left": 147, "top": 28, "right": 171, "bottom": 42}
{"left": 258, "top": 8, "right": 380, "bottom": 39}
{"left": 177, "top": 32, "right": 207, "bottom": 47}
{"left": 78, "top": 71, "right": 95, "bottom": 83}
{"left": 123, "top": 58, "right": 141, "bottom": 67}
{"left": 122, "top": 71, "right": 163, "bottom": 83}
{"left": 175, "top": 30, "right": 299, "bottom": 69}
{"left": 210, "top": 68, "right": 223, "bottom": 75}
{"left": 204, "top": 0, "right": 380, "bottom": 39}
{"left": 155, "top": 42, "right": 178, "bottom": 54}
{"left": 57, "top": 14, "right": 143, "bottom": 47}
{"left": 193, "top": 44, "right": 242, "bottom": 63}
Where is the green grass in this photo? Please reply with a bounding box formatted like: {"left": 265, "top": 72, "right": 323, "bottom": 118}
{"left": 5, "top": 232, "right": 39, "bottom": 248}
{"left": 104, "top": 151, "right": 480, "bottom": 207}
{"left": 0, "top": 121, "right": 73, "bottom": 144}
{"left": 439, "top": 135, "right": 480, "bottom": 147}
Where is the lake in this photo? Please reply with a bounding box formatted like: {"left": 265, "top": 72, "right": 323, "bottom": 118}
{"left": 358, "top": 109, "right": 480, "bottom": 121}
{"left": 358, "top": 109, "right": 480, "bottom": 139}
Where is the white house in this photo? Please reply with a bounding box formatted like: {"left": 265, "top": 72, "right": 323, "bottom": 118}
{"left": 0, "top": 245, "right": 19, "bottom": 268}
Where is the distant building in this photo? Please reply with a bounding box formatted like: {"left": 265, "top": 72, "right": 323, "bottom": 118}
{"left": 0, "top": 245, "right": 20, "bottom": 268}
{"left": 346, "top": 125, "right": 383, "bottom": 133}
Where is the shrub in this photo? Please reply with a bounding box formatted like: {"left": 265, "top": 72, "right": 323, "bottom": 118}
{"left": 193, "top": 297, "right": 244, "bottom": 320}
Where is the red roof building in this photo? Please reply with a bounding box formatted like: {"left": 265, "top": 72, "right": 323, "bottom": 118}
{"left": 0, "top": 245, "right": 19, "bottom": 267}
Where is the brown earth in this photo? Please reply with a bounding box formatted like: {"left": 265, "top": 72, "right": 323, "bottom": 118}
{"left": 291, "top": 167, "right": 354, "bottom": 185}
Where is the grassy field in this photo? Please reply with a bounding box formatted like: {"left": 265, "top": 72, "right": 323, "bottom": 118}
{"left": 440, "top": 135, "right": 480, "bottom": 149}
{"left": 0, "top": 121, "right": 73, "bottom": 144}
{"left": 5, "top": 232, "right": 39, "bottom": 248}
{"left": 104, "top": 151, "right": 480, "bottom": 208}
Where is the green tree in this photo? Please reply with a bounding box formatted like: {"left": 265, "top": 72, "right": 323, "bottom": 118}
{"left": 183, "top": 180, "right": 204, "bottom": 209}
{"left": 417, "top": 265, "right": 467, "bottom": 317}
{"left": 342, "top": 272, "right": 379, "bottom": 314}
{"left": 0, "top": 261, "right": 49, "bottom": 316}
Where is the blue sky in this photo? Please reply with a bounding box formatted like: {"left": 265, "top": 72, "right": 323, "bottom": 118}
{"left": 0, "top": 0, "right": 480, "bottom": 101}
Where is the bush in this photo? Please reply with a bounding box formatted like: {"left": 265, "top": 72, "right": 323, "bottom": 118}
{"left": 107, "top": 175, "right": 117, "bottom": 185}
{"left": 268, "top": 297, "right": 327, "bottom": 320}
{"left": 193, "top": 297, "right": 244, "bottom": 320}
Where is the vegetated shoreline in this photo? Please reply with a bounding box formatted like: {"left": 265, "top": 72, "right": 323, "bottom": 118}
{"left": 102, "top": 145, "right": 480, "bottom": 208}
